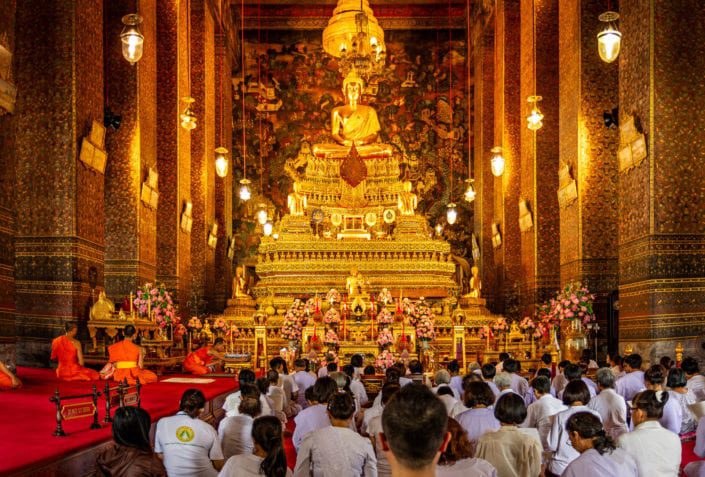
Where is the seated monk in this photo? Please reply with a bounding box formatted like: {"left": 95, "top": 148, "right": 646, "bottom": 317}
{"left": 183, "top": 337, "right": 226, "bottom": 375}
{"left": 0, "top": 361, "right": 21, "bottom": 389}
{"left": 108, "top": 325, "right": 158, "bottom": 385}
{"left": 51, "top": 323, "right": 100, "bottom": 381}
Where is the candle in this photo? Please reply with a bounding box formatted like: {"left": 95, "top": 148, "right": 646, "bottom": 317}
{"left": 129, "top": 292, "right": 133, "bottom": 313}
{"left": 147, "top": 298, "right": 151, "bottom": 321}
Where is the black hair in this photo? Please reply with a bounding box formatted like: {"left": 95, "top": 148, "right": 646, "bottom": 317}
{"left": 266, "top": 369, "right": 279, "bottom": 384}
{"left": 381, "top": 382, "right": 401, "bottom": 405}
{"left": 364, "top": 365, "right": 376, "bottom": 375}
{"left": 566, "top": 412, "right": 615, "bottom": 455}
{"left": 239, "top": 368, "right": 256, "bottom": 384}
{"left": 313, "top": 376, "right": 338, "bottom": 404}
{"left": 408, "top": 359, "right": 423, "bottom": 374}
{"left": 326, "top": 362, "right": 338, "bottom": 372}
{"left": 124, "top": 324, "right": 136, "bottom": 337}
{"left": 667, "top": 367, "right": 688, "bottom": 388}
{"left": 562, "top": 380, "right": 591, "bottom": 406}
{"left": 382, "top": 384, "right": 448, "bottom": 470}
{"left": 532, "top": 376, "right": 551, "bottom": 395}
{"left": 564, "top": 363, "right": 583, "bottom": 381}
{"left": 64, "top": 322, "right": 77, "bottom": 333}
{"left": 494, "top": 393, "right": 527, "bottom": 425}
{"left": 660, "top": 356, "right": 674, "bottom": 370}
{"left": 269, "top": 357, "right": 285, "bottom": 371}
{"left": 294, "top": 358, "right": 306, "bottom": 369}
{"left": 463, "top": 381, "right": 495, "bottom": 408}
{"left": 252, "top": 416, "right": 288, "bottom": 477}
{"left": 302, "top": 358, "right": 311, "bottom": 372}
{"left": 503, "top": 359, "right": 519, "bottom": 374}
{"left": 342, "top": 364, "right": 355, "bottom": 378}
{"left": 385, "top": 366, "right": 401, "bottom": 384}
{"left": 610, "top": 354, "right": 622, "bottom": 365}
{"left": 536, "top": 368, "right": 551, "bottom": 379}
{"left": 624, "top": 354, "right": 642, "bottom": 370}
{"left": 437, "top": 386, "right": 454, "bottom": 397}
{"left": 481, "top": 363, "right": 496, "bottom": 380}
{"left": 644, "top": 365, "right": 665, "bottom": 385}
{"left": 213, "top": 337, "right": 225, "bottom": 346}
{"left": 179, "top": 389, "right": 206, "bottom": 418}
{"left": 327, "top": 392, "right": 355, "bottom": 420}
{"left": 240, "top": 382, "right": 261, "bottom": 400}
{"left": 633, "top": 389, "right": 669, "bottom": 419}
{"left": 558, "top": 360, "right": 570, "bottom": 369}
{"left": 256, "top": 377, "right": 270, "bottom": 395}
{"left": 447, "top": 360, "right": 460, "bottom": 374}
{"left": 112, "top": 406, "right": 152, "bottom": 452}
{"left": 238, "top": 396, "right": 262, "bottom": 418}
{"left": 682, "top": 357, "right": 700, "bottom": 375}
{"left": 499, "top": 352, "right": 509, "bottom": 361}
{"left": 351, "top": 354, "right": 364, "bottom": 368}
{"left": 541, "top": 353, "right": 552, "bottom": 365}
{"left": 304, "top": 386, "right": 316, "bottom": 403}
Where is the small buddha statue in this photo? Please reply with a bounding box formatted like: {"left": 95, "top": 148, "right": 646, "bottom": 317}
{"left": 346, "top": 266, "right": 367, "bottom": 297}
{"left": 202, "top": 320, "right": 213, "bottom": 341}
{"left": 467, "top": 266, "right": 482, "bottom": 298}
{"left": 287, "top": 182, "right": 307, "bottom": 216}
{"left": 397, "top": 180, "right": 418, "bottom": 216}
{"left": 90, "top": 291, "right": 115, "bottom": 321}
{"left": 509, "top": 321, "right": 523, "bottom": 340}
{"left": 232, "top": 266, "right": 250, "bottom": 298}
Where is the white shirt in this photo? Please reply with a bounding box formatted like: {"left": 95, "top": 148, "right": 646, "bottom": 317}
{"left": 318, "top": 366, "right": 329, "bottom": 378}
{"left": 450, "top": 375, "right": 464, "bottom": 398}
{"left": 485, "top": 380, "right": 500, "bottom": 398}
{"left": 279, "top": 373, "right": 299, "bottom": 406}
{"left": 669, "top": 389, "right": 697, "bottom": 434}
{"left": 455, "top": 407, "right": 500, "bottom": 449}
{"left": 562, "top": 448, "right": 638, "bottom": 477}
{"left": 547, "top": 406, "right": 602, "bottom": 476}
{"left": 294, "top": 426, "right": 377, "bottom": 477}
{"left": 268, "top": 385, "right": 286, "bottom": 415}
{"left": 223, "top": 391, "right": 271, "bottom": 418}
{"left": 350, "top": 378, "right": 369, "bottom": 406}
{"left": 368, "top": 415, "right": 391, "bottom": 477}
{"left": 155, "top": 411, "right": 223, "bottom": 477}
{"left": 553, "top": 373, "right": 568, "bottom": 396}
{"left": 689, "top": 375, "right": 705, "bottom": 402}
{"left": 522, "top": 394, "right": 567, "bottom": 450}
{"left": 293, "top": 370, "right": 316, "bottom": 408}
{"left": 218, "top": 414, "right": 254, "bottom": 461}
{"left": 695, "top": 416, "right": 705, "bottom": 457}
{"left": 557, "top": 379, "right": 597, "bottom": 400}
{"left": 438, "top": 394, "right": 459, "bottom": 415}
{"left": 509, "top": 373, "right": 530, "bottom": 400}
{"left": 433, "top": 383, "right": 461, "bottom": 400}
{"left": 615, "top": 370, "right": 645, "bottom": 401}
{"left": 219, "top": 453, "right": 293, "bottom": 477}
{"left": 361, "top": 405, "right": 383, "bottom": 435}
{"left": 618, "top": 420, "right": 681, "bottom": 477}
{"left": 436, "top": 458, "right": 497, "bottom": 477}
{"left": 658, "top": 391, "right": 683, "bottom": 435}
{"left": 588, "top": 388, "right": 629, "bottom": 440}
{"left": 399, "top": 376, "right": 412, "bottom": 387}
{"left": 293, "top": 403, "right": 330, "bottom": 451}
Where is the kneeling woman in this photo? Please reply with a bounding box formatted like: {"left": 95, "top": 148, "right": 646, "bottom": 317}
{"left": 219, "top": 415, "right": 291, "bottom": 477}
{"left": 294, "top": 392, "right": 377, "bottom": 477}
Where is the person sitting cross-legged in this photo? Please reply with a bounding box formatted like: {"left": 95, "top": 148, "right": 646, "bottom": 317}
{"left": 218, "top": 386, "right": 261, "bottom": 461}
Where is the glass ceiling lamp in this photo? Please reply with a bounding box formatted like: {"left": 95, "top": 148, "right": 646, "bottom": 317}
{"left": 262, "top": 221, "right": 273, "bottom": 237}
{"left": 597, "top": 11, "right": 621, "bottom": 63}
{"left": 256, "top": 204, "right": 269, "bottom": 225}
{"left": 322, "top": 0, "right": 386, "bottom": 80}
{"left": 463, "top": 178, "right": 476, "bottom": 203}
{"left": 215, "top": 147, "right": 229, "bottom": 178}
{"left": 120, "top": 14, "right": 144, "bottom": 64}
{"left": 490, "top": 147, "right": 505, "bottom": 177}
{"left": 526, "top": 95, "right": 544, "bottom": 131}
{"left": 180, "top": 97, "right": 197, "bottom": 130}
{"left": 446, "top": 203, "right": 458, "bottom": 225}
{"left": 239, "top": 178, "right": 251, "bottom": 201}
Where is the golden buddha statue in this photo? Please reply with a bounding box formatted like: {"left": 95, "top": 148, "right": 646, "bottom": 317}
{"left": 90, "top": 291, "right": 115, "bottom": 321}
{"left": 468, "top": 266, "right": 482, "bottom": 298}
{"left": 397, "top": 180, "right": 418, "bottom": 216}
{"left": 509, "top": 321, "right": 523, "bottom": 341}
{"left": 232, "top": 266, "right": 250, "bottom": 298}
{"left": 287, "top": 182, "right": 307, "bottom": 216}
{"left": 345, "top": 266, "right": 368, "bottom": 297}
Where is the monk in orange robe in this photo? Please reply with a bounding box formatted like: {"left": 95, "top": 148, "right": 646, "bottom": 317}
{"left": 51, "top": 323, "right": 100, "bottom": 381}
{"left": 107, "top": 325, "right": 158, "bottom": 385}
{"left": 0, "top": 361, "right": 21, "bottom": 389}
{"left": 183, "top": 337, "right": 226, "bottom": 375}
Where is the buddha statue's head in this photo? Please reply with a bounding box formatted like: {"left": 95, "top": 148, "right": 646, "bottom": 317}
{"left": 342, "top": 70, "right": 364, "bottom": 103}
{"left": 402, "top": 180, "right": 413, "bottom": 193}
{"left": 471, "top": 265, "right": 479, "bottom": 277}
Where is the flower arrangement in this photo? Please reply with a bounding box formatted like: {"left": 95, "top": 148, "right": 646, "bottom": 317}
{"left": 415, "top": 316, "right": 436, "bottom": 341}
{"left": 324, "top": 329, "right": 339, "bottom": 347}
{"left": 401, "top": 297, "right": 417, "bottom": 318}
{"left": 281, "top": 315, "right": 303, "bottom": 341}
{"left": 477, "top": 326, "right": 491, "bottom": 340}
{"left": 284, "top": 298, "right": 308, "bottom": 327}
{"left": 491, "top": 316, "right": 509, "bottom": 333}
{"left": 213, "top": 318, "right": 228, "bottom": 334}
{"left": 133, "top": 283, "right": 178, "bottom": 328}
{"left": 375, "top": 350, "right": 395, "bottom": 371}
{"left": 376, "top": 307, "right": 394, "bottom": 325}
{"left": 548, "top": 282, "right": 596, "bottom": 327}
{"left": 226, "top": 324, "right": 241, "bottom": 340}
{"left": 410, "top": 297, "right": 435, "bottom": 329}
{"left": 326, "top": 288, "right": 341, "bottom": 304}
{"left": 377, "top": 288, "right": 393, "bottom": 305}
{"left": 187, "top": 316, "right": 203, "bottom": 331}
{"left": 323, "top": 307, "right": 341, "bottom": 325}
{"left": 377, "top": 328, "right": 394, "bottom": 347}
{"left": 519, "top": 316, "right": 536, "bottom": 332}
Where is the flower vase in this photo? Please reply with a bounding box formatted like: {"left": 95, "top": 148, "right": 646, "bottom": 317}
{"left": 560, "top": 319, "right": 587, "bottom": 363}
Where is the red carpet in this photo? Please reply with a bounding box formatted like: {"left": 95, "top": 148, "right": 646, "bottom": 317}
{"left": 285, "top": 419, "right": 297, "bottom": 469}
{"left": 0, "top": 366, "right": 237, "bottom": 475}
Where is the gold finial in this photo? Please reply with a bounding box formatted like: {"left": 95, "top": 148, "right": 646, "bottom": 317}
{"left": 676, "top": 342, "right": 684, "bottom": 364}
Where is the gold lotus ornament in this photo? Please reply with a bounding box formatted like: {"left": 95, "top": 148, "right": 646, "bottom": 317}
{"left": 364, "top": 212, "right": 377, "bottom": 227}
{"left": 383, "top": 209, "right": 396, "bottom": 224}
{"left": 331, "top": 212, "right": 343, "bottom": 227}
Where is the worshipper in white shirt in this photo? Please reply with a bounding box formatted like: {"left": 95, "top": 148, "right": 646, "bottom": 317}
{"left": 223, "top": 369, "right": 272, "bottom": 418}
{"left": 367, "top": 383, "right": 401, "bottom": 477}
{"left": 218, "top": 385, "right": 260, "bottom": 461}
{"left": 547, "top": 380, "right": 602, "bottom": 476}
{"left": 502, "top": 358, "right": 530, "bottom": 402}
{"left": 588, "top": 367, "right": 629, "bottom": 440}
{"left": 372, "top": 367, "right": 402, "bottom": 408}
{"left": 494, "top": 372, "right": 521, "bottom": 402}
{"left": 643, "top": 364, "right": 681, "bottom": 434}
{"left": 684, "top": 416, "right": 705, "bottom": 477}
{"left": 618, "top": 390, "right": 681, "bottom": 477}
{"left": 683, "top": 357, "right": 705, "bottom": 402}
{"left": 608, "top": 354, "right": 624, "bottom": 380}
{"left": 552, "top": 360, "right": 571, "bottom": 397}
{"left": 495, "top": 352, "right": 510, "bottom": 374}
{"left": 292, "top": 376, "right": 338, "bottom": 451}
{"left": 475, "top": 392, "right": 542, "bottom": 477}
{"left": 436, "top": 418, "right": 497, "bottom": 477}
{"left": 270, "top": 357, "right": 300, "bottom": 418}
{"left": 433, "top": 369, "right": 461, "bottom": 400}
{"left": 615, "top": 353, "right": 645, "bottom": 401}
{"left": 294, "top": 392, "right": 377, "bottom": 477}
{"left": 521, "top": 375, "right": 567, "bottom": 453}
{"left": 293, "top": 358, "right": 317, "bottom": 409}
{"left": 397, "top": 363, "right": 414, "bottom": 387}
{"left": 436, "top": 386, "right": 461, "bottom": 416}
{"left": 261, "top": 372, "right": 286, "bottom": 424}
{"left": 562, "top": 412, "right": 638, "bottom": 477}
{"left": 580, "top": 349, "right": 599, "bottom": 371}
{"left": 351, "top": 354, "right": 365, "bottom": 380}
{"left": 447, "top": 360, "right": 464, "bottom": 397}
{"left": 480, "top": 363, "right": 500, "bottom": 398}
{"left": 667, "top": 367, "right": 698, "bottom": 434}
{"left": 534, "top": 353, "right": 553, "bottom": 378}
{"left": 454, "top": 381, "right": 500, "bottom": 451}
{"left": 218, "top": 415, "right": 292, "bottom": 477}
{"left": 344, "top": 364, "right": 369, "bottom": 407}
{"left": 319, "top": 360, "right": 338, "bottom": 378}
{"left": 155, "top": 389, "right": 224, "bottom": 477}
{"left": 557, "top": 363, "right": 597, "bottom": 400}
{"left": 524, "top": 368, "right": 556, "bottom": 406}
{"left": 378, "top": 385, "right": 452, "bottom": 477}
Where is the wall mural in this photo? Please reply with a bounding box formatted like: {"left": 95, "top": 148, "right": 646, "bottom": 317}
{"left": 231, "top": 29, "right": 473, "bottom": 265}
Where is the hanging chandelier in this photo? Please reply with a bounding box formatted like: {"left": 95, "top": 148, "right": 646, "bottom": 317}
{"left": 597, "top": 11, "right": 621, "bottom": 63}
{"left": 180, "top": 97, "right": 197, "bottom": 130}
{"left": 526, "top": 96, "right": 544, "bottom": 131}
{"left": 490, "top": 147, "right": 505, "bottom": 177}
{"left": 463, "top": 178, "right": 476, "bottom": 203}
{"left": 322, "top": 0, "right": 386, "bottom": 80}
{"left": 446, "top": 203, "right": 458, "bottom": 225}
{"left": 120, "top": 14, "right": 144, "bottom": 65}
{"left": 215, "top": 147, "right": 229, "bottom": 178}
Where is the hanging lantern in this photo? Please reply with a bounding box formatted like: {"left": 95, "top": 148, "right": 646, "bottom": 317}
{"left": 490, "top": 147, "right": 505, "bottom": 177}
{"left": 263, "top": 221, "right": 273, "bottom": 237}
{"left": 446, "top": 203, "right": 458, "bottom": 225}
{"left": 435, "top": 223, "right": 443, "bottom": 236}
{"left": 463, "top": 178, "right": 476, "bottom": 203}
{"left": 597, "top": 11, "right": 621, "bottom": 63}
{"left": 214, "top": 147, "right": 229, "bottom": 178}
{"left": 180, "top": 97, "right": 197, "bottom": 130}
{"left": 120, "top": 14, "right": 144, "bottom": 65}
{"left": 238, "top": 178, "right": 252, "bottom": 201}
{"left": 256, "top": 204, "right": 269, "bottom": 225}
{"left": 526, "top": 96, "right": 544, "bottom": 131}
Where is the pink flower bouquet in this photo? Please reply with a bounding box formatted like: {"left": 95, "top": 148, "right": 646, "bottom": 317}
{"left": 377, "top": 328, "right": 394, "bottom": 347}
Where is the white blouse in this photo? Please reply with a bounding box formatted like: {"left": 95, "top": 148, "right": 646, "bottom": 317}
{"left": 547, "top": 406, "right": 602, "bottom": 476}
{"left": 436, "top": 458, "right": 497, "bottom": 477}
{"left": 618, "top": 420, "right": 681, "bottom": 477}
{"left": 217, "top": 414, "right": 254, "bottom": 461}
{"left": 219, "top": 453, "right": 293, "bottom": 477}
{"left": 294, "top": 426, "right": 377, "bottom": 477}
{"left": 562, "top": 448, "right": 638, "bottom": 477}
